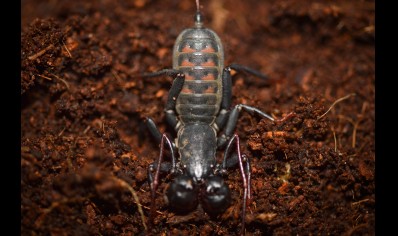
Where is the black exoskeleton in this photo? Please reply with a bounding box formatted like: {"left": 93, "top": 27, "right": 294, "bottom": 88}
{"left": 141, "top": 1, "right": 292, "bottom": 235}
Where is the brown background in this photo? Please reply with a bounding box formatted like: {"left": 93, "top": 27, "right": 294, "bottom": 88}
{"left": 22, "top": 0, "right": 374, "bottom": 235}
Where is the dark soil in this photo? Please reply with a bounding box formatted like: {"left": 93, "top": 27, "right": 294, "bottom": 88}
{"left": 21, "top": 0, "right": 375, "bottom": 235}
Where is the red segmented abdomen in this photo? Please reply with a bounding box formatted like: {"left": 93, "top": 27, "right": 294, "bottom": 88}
{"left": 173, "top": 28, "right": 224, "bottom": 124}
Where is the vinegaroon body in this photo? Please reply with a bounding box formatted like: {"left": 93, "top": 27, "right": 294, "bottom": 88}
{"left": 142, "top": 1, "right": 291, "bottom": 234}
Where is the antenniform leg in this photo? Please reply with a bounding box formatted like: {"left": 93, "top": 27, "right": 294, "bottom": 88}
{"left": 221, "top": 134, "right": 250, "bottom": 236}
{"left": 147, "top": 133, "right": 176, "bottom": 227}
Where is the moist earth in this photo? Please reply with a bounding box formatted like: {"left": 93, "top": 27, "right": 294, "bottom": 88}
{"left": 21, "top": 0, "right": 375, "bottom": 235}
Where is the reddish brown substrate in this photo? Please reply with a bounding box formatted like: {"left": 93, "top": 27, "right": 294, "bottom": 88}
{"left": 22, "top": 0, "right": 374, "bottom": 235}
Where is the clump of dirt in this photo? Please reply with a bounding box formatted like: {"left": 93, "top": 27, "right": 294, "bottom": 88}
{"left": 22, "top": 0, "right": 374, "bottom": 235}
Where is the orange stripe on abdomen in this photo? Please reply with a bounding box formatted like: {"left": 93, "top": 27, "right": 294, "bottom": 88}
{"left": 201, "top": 45, "right": 216, "bottom": 53}
{"left": 181, "top": 45, "right": 197, "bottom": 53}
{"left": 180, "top": 60, "right": 195, "bottom": 67}
{"left": 201, "top": 73, "right": 216, "bottom": 80}
{"left": 201, "top": 60, "right": 216, "bottom": 67}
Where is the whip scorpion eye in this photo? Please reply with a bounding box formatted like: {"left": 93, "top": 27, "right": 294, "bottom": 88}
{"left": 201, "top": 176, "right": 231, "bottom": 215}
{"left": 166, "top": 175, "right": 198, "bottom": 213}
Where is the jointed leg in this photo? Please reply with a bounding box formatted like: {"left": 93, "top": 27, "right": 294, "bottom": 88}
{"left": 139, "top": 69, "right": 185, "bottom": 131}
{"left": 146, "top": 117, "right": 176, "bottom": 151}
{"left": 146, "top": 72, "right": 185, "bottom": 147}
{"left": 229, "top": 63, "right": 268, "bottom": 80}
{"left": 148, "top": 133, "right": 176, "bottom": 226}
{"left": 221, "top": 152, "right": 252, "bottom": 200}
{"left": 164, "top": 73, "right": 185, "bottom": 131}
{"left": 147, "top": 162, "right": 173, "bottom": 184}
{"left": 222, "top": 134, "right": 250, "bottom": 235}
{"left": 216, "top": 63, "right": 270, "bottom": 130}
{"left": 215, "top": 68, "right": 233, "bottom": 130}
{"left": 136, "top": 69, "right": 180, "bottom": 79}
{"left": 216, "top": 64, "right": 273, "bottom": 147}
{"left": 146, "top": 117, "right": 162, "bottom": 145}
{"left": 218, "top": 104, "right": 274, "bottom": 148}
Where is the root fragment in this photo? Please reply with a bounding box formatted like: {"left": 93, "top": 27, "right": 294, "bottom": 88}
{"left": 317, "top": 93, "right": 356, "bottom": 120}
{"left": 28, "top": 44, "right": 54, "bottom": 60}
{"left": 111, "top": 176, "right": 147, "bottom": 231}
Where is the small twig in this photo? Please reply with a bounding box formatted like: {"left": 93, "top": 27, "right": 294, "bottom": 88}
{"left": 351, "top": 198, "right": 370, "bottom": 206}
{"left": 352, "top": 121, "right": 359, "bottom": 148}
{"left": 100, "top": 116, "right": 106, "bottom": 133}
{"left": 37, "top": 73, "right": 70, "bottom": 90}
{"left": 37, "top": 74, "right": 53, "bottom": 81}
{"left": 63, "top": 41, "right": 72, "bottom": 58}
{"left": 361, "top": 101, "right": 368, "bottom": 114}
{"left": 331, "top": 126, "right": 337, "bottom": 152}
{"left": 51, "top": 73, "right": 70, "bottom": 90}
{"left": 83, "top": 125, "right": 91, "bottom": 134}
{"left": 28, "top": 44, "right": 54, "bottom": 60}
{"left": 112, "top": 177, "right": 147, "bottom": 231}
{"left": 58, "top": 127, "right": 66, "bottom": 137}
{"left": 355, "top": 214, "right": 362, "bottom": 222}
{"left": 317, "top": 93, "right": 356, "bottom": 120}
{"left": 135, "top": 203, "right": 164, "bottom": 215}
{"left": 339, "top": 114, "right": 364, "bottom": 148}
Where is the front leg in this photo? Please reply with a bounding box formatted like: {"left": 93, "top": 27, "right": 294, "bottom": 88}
{"left": 138, "top": 69, "right": 185, "bottom": 131}
{"left": 164, "top": 73, "right": 185, "bottom": 131}
{"left": 215, "top": 67, "right": 232, "bottom": 131}
{"left": 215, "top": 64, "right": 273, "bottom": 144}
{"left": 145, "top": 72, "right": 185, "bottom": 149}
